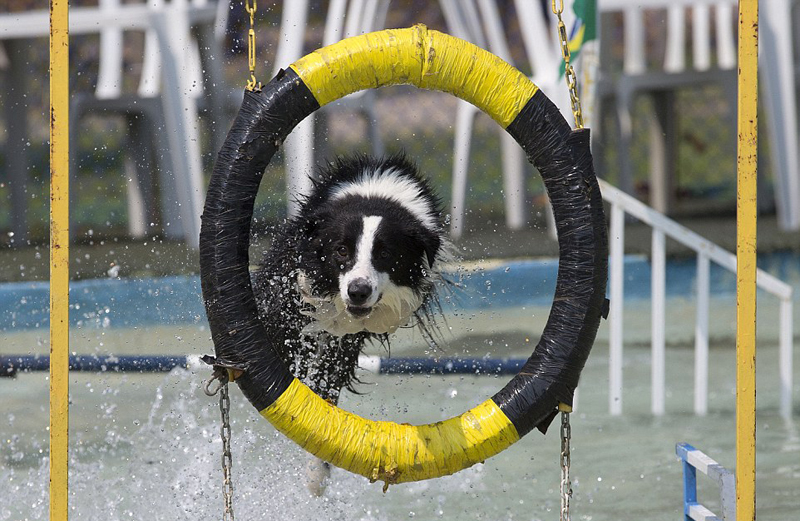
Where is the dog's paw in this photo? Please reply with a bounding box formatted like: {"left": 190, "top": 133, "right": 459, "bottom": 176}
{"left": 305, "top": 456, "right": 331, "bottom": 497}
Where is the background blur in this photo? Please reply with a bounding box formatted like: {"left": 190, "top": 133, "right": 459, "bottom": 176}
{"left": 2, "top": 4, "right": 800, "bottom": 519}
{"left": 1, "top": 0, "right": 799, "bottom": 280}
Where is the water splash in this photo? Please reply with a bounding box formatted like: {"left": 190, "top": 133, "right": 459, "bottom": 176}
{"left": 1, "top": 370, "right": 490, "bottom": 520}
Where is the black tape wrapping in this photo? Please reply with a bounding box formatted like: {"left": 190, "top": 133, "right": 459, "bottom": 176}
{"left": 200, "top": 72, "right": 606, "bottom": 434}
{"left": 494, "top": 90, "right": 608, "bottom": 436}
{"left": 199, "top": 69, "right": 319, "bottom": 410}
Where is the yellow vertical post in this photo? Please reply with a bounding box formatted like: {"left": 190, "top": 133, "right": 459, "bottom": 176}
{"left": 736, "top": 1, "right": 758, "bottom": 520}
{"left": 50, "top": 0, "right": 70, "bottom": 520}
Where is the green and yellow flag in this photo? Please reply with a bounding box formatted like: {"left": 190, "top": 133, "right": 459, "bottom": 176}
{"left": 558, "top": 0, "right": 597, "bottom": 76}
{"left": 558, "top": 0, "right": 598, "bottom": 127}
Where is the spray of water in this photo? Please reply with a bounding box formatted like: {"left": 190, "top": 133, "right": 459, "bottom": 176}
{"left": 1, "top": 370, "right": 501, "bottom": 520}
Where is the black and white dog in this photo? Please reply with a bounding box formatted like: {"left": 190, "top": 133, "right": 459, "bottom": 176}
{"left": 253, "top": 153, "right": 448, "bottom": 404}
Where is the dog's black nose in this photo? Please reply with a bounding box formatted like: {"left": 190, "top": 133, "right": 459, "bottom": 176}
{"left": 347, "top": 279, "right": 372, "bottom": 305}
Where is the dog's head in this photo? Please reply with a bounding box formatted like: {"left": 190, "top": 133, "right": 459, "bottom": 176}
{"left": 296, "top": 155, "right": 445, "bottom": 336}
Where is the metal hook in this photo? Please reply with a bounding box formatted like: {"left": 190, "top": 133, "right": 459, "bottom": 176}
{"left": 203, "top": 370, "right": 228, "bottom": 397}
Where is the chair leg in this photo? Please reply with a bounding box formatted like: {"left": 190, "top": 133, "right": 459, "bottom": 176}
{"left": 285, "top": 115, "right": 316, "bottom": 218}
{"left": 544, "top": 198, "right": 557, "bottom": 240}
{"left": 142, "top": 101, "right": 184, "bottom": 241}
{"left": 123, "top": 158, "right": 148, "bottom": 239}
{"left": 152, "top": 12, "right": 204, "bottom": 248}
{"left": 648, "top": 91, "right": 676, "bottom": 214}
{"left": 124, "top": 113, "right": 160, "bottom": 238}
{"left": 616, "top": 88, "right": 636, "bottom": 198}
{"left": 450, "top": 101, "right": 478, "bottom": 239}
{"left": 500, "top": 130, "right": 526, "bottom": 230}
{"left": 364, "top": 91, "right": 384, "bottom": 158}
{"left": 760, "top": 0, "right": 800, "bottom": 229}
{"left": 195, "top": 21, "right": 228, "bottom": 156}
{"left": 68, "top": 94, "right": 83, "bottom": 241}
{"left": 5, "top": 40, "right": 29, "bottom": 245}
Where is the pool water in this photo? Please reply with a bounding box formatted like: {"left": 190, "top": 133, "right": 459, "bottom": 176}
{"left": 1, "top": 256, "right": 799, "bottom": 520}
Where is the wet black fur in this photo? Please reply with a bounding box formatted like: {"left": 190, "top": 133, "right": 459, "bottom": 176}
{"left": 253, "top": 153, "right": 445, "bottom": 403}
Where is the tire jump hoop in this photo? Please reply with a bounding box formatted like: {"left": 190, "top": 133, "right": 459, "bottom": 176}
{"left": 200, "top": 24, "right": 608, "bottom": 489}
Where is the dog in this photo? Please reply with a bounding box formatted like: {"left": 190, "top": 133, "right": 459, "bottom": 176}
{"left": 253, "top": 153, "right": 448, "bottom": 406}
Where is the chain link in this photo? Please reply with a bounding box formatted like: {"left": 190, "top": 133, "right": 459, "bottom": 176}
{"left": 551, "top": 2, "right": 584, "bottom": 129}
{"left": 560, "top": 411, "right": 572, "bottom": 521}
{"left": 244, "top": 0, "right": 261, "bottom": 91}
{"left": 550, "top": 2, "right": 580, "bottom": 513}
{"left": 220, "top": 381, "right": 235, "bottom": 521}
{"left": 552, "top": 4, "right": 581, "bottom": 510}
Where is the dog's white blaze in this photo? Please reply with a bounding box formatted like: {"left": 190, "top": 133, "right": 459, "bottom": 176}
{"left": 339, "top": 215, "right": 384, "bottom": 308}
{"left": 329, "top": 168, "right": 437, "bottom": 231}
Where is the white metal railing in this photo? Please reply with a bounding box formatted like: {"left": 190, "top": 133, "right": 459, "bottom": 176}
{"left": 602, "top": 179, "right": 794, "bottom": 419}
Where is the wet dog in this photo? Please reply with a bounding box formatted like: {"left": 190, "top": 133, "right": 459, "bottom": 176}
{"left": 253, "top": 153, "right": 448, "bottom": 404}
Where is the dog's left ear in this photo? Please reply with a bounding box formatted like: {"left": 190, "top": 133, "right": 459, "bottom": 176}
{"left": 418, "top": 230, "right": 441, "bottom": 269}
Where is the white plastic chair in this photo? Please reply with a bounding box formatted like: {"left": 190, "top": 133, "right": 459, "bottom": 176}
{"left": 440, "top": 0, "right": 570, "bottom": 239}
{"left": 597, "top": 1, "right": 737, "bottom": 215}
{"left": 0, "top": 0, "right": 222, "bottom": 247}
{"left": 78, "top": 0, "right": 222, "bottom": 247}
{"left": 597, "top": 0, "right": 800, "bottom": 228}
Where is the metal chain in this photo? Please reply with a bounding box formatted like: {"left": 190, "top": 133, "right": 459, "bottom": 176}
{"left": 244, "top": 0, "right": 261, "bottom": 91}
{"left": 551, "top": 0, "right": 584, "bottom": 129}
{"left": 560, "top": 410, "right": 573, "bottom": 521}
{"left": 551, "top": 6, "right": 580, "bottom": 519}
{"left": 219, "top": 381, "right": 235, "bottom": 521}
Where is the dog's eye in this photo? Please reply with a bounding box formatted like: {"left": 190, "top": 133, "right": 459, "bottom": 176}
{"left": 379, "top": 249, "right": 390, "bottom": 259}
{"left": 335, "top": 246, "right": 349, "bottom": 259}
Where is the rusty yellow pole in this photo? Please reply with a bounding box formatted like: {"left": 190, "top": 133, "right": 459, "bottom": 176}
{"left": 50, "top": 0, "right": 70, "bottom": 520}
{"left": 736, "top": 1, "right": 758, "bottom": 520}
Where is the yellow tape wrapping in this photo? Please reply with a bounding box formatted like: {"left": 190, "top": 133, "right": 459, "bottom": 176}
{"left": 264, "top": 25, "right": 535, "bottom": 486}
{"left": 261, "top": 378, "right": 519, "bottom": 486}
{"left": 289, "top": 25, "right": 538, "bottom": 128}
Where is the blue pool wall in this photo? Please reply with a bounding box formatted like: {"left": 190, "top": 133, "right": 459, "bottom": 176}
{"left": 2, "top": 252, "right": 798, "bottom": 331}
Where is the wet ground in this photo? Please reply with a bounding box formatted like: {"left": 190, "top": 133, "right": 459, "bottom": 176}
{"left": 1, "top": 295, "right": 799, "bottom": 520}
{"left": 1, "top": 214, "right": 799, "bottom": 519}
